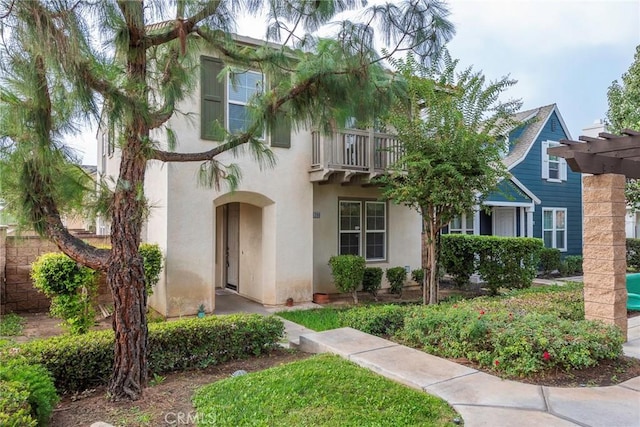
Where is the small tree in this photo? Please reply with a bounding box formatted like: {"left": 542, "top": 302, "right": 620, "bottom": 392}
{"left": 378, "top": 52, "right": 520, "bottom": 304}
{"left": 329, "top": 255, "right": 365, "bottom": 304}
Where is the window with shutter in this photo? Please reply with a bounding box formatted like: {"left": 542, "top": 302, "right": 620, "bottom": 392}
{"left": 200, "top": 56, "right": 224, "bottom": 140}
{"left": 541, "top": 140, "right": 567, "bottom": 182}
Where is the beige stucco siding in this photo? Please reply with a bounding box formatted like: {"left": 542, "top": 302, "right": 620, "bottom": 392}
{"left": 312, "top": 184, "right": 422, "bottom": 293}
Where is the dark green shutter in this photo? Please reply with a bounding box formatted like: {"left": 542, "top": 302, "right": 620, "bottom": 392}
{"left": 269, "top": 75, "right": 291, "bottom": 148}
{"left": 271, "top": 114, "right": 291, "bottom": 148}
{"left": 201, "top": 56, "right": 224, "bottom": 140}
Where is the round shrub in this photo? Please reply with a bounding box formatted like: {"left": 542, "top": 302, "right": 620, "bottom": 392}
{"left": 362, "top": 267, "right": 383, "bottom": 300}
{"left": 329, "top": 255, "right": 366, "bottom": 304}
{"left": 31, "top": 253, "right": 95, "bottom": 296}
{"left": 31, "top": 253, "right": 97, "bottom": 335}
{"left": 386, "top": 267, "right": 406, "bottom": 296}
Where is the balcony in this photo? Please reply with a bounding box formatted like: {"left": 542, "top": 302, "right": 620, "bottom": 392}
{"left": 309, "top": 128, "right": 402, "bottom": 183}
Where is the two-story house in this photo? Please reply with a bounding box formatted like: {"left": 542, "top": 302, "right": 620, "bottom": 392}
{"left": 97, "top": 36, "right": 423, "bottom": 316}
{"left": 446, "top": 104, "right": 583, "bottom": 256}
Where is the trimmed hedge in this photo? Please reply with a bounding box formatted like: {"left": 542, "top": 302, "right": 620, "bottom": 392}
{"left": 1, "top": 314, "right": 284, "bottom": 393}
{"left": 539, "top": 248, "right": 561, "bottom": 276}
{"left": 386, "top": 267, "right": 407, "bottom": 296}
{"left": 329, "top": 255, "right": 366, "bottom": 303}
{"left": 441, "top": 234, "right": 543, "bottom": 294}
{"left": 440, "top": 234, "right": 476, "bottom": 287}
{"left": 0, "top": 381, "right": 37, "bottom": 427}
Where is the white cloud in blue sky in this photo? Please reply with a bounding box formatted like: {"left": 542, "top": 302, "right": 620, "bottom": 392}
{"left": 70, "top": 0, "right": 639, "bottom": 164}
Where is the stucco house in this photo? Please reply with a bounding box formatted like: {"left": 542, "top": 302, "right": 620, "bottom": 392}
{"left": 97, "top": 35, "right": 423, "bottom": 316}
{"left": 446, "top": 104, "right": 583, "bottom": 256}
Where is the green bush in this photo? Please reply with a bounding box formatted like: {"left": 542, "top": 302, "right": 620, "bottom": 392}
{"left": 139, "top": 243, "right": 163, "bottom": 296}
{"left": 564, "top": 256, "right": 583, "bottom": 275}
{"left": 386, "top": 267, "right": 406, "bottom": 297}
{"left": 627, "top": 238, "right": 640, "bottom": 271}
{"left": 476, "top": 237, "right": 542, "bottom": 295}
{"left": 0, "top": 313, "right": 25, "bottom": 336}
{"left": 440, "top": 234, "right": 476, "bottom": 287}
{"left": 362, "top": 267, "right": 383, "bottom": 300}
{"left": 31, "top": 253, "right": 97, "bottom": 334}
{"left": 400, "top": 306, "right": 623, "bottom": 378}
{"left": 0, "top": 381, "right": 37, "bottom": 427}
{"left": 539, "top": 248, "right": 561, "bottom": 276}
{"left": 2, "top": 314, "right": 283, "bottom": 393}
{"left": 329, "top": 255, "right": 366, "bottom": 304}
{"left": 411, "top": 269, "right": 424, "bottom": 286}
{"left": 339, "top": 304, "right": 411, "bottom": 336}
{"left": 0, "top": 358, "right": 58, "bottom": 426}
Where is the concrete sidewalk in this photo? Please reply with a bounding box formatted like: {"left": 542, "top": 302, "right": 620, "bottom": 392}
{"left": 297, "top": 326, "right": 640, "bottom": 427}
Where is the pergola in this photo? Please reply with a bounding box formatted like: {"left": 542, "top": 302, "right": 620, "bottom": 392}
{"left": 549, "top": 129, "right": 640, "bottom": 340}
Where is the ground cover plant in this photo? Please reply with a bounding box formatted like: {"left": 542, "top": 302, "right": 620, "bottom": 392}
{"left": 278, "top": 308, "right": 345, "bottom": 332}
{"left": 279, "top": 283, "right": 633, "bottom": 383}
{"left": 193, "top": 354, "right": 458, "bottom": 427}
{"left": 0, "top": 313, "right": 25, "bottom": 336}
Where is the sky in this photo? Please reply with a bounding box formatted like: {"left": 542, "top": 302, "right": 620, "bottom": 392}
{"left": 68, "top": 0, "right": 640, "bottom": 165}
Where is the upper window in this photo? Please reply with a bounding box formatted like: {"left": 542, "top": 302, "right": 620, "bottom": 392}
{"left": 339, "top": 200, "right": 386, "bottom": 261}
{"left": 542, "top": 140, "right": 567, "bottom": 182}
{"left": 228, "top": 71, "right": 263, "bottom": 134}
{"left": 543, "top": 208, "right": 567, "bottom": 251}
{"left": 449, "top": 213, "right": 474, "bottom": 234}
{"left": 200, "top": 56, "right": 291, "bottom": 147}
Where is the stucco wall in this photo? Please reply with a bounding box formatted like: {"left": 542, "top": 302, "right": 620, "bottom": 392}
{"left": 312, "top": 184, "right": 422, "bottom": 293}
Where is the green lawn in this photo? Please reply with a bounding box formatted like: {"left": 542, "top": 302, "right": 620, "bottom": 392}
{"left": 277, "top": 307, "right": 344, "bottom": 331}
{"left": 193, "top": 354, "right": 459, "bottom": 426}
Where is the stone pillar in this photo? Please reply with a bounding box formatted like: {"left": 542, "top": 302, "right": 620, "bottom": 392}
{"left": 582, "top": 174, "right": 627, "bottom": 339}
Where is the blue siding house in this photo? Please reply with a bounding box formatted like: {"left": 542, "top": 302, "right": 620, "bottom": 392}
{"left": 449, "top": 104, "right": 583, "bottom": 256}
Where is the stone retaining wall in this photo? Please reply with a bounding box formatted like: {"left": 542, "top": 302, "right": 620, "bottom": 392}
{"left": 0, "top": 229, "right": 111, "bottom": 314}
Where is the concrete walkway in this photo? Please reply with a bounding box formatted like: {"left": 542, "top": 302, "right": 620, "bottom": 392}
{"left": 296, "top": 326, "right": 640, "bottom": 427}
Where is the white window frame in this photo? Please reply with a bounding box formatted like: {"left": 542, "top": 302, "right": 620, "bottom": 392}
{"left": 338, "top": 200, "right": 387, "bottom": 261}
{"left": 227, "top": 70, "right": 264, "bottom": 137}
{"left": 449, "top": 213, "right": 474, "bottom": 234}
{"left": 542, "top": 140, "right": 567, "bottom": 182}
{"left": 542, "top": 207, "right": 567, "bottom": 251}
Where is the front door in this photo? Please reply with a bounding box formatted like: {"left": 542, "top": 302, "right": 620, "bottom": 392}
{"left": 493, "top": 207, "right": 515, "bottom": 237}
{"left": 226, "top": 203, "right": 240, "bottom": 291}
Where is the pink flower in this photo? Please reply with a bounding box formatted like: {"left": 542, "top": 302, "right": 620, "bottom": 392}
{"left": 479, "top": 310, "right": 485, "bottom": 315}
{"left": 494, "top": 360, "right": 499, "bottom": 367}
{"left": 542, "top": 351, "right": 551, "bottom": 361}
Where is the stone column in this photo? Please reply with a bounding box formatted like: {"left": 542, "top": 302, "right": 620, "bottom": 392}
{"left": 582, "top": 174, "right": 627, "bottom": 339}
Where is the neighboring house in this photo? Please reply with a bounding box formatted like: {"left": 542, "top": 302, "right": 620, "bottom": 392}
{"left": 97, "top": 35, "right": 421, "bottom": 316}
{"left": 446, "top": 104, "right": 583, "bottom": 256}
{"left": 582, "top": 119, "right": 640, "bottom": 239}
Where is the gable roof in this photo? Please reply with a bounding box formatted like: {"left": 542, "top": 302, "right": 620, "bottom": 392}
{"left": 503, "top": 103, "right": 572, "bottom": 170}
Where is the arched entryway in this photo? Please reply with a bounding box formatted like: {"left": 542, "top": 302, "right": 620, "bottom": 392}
{"left": 213, "top": 192, "right": 275, "bottom": 308}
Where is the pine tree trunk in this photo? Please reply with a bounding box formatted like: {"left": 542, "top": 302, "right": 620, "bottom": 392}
{"left": 106, "top": 144, "right": 148, "bottom": 400}
{"left": 107, "top": 30, "right": 149, "bottom": 399}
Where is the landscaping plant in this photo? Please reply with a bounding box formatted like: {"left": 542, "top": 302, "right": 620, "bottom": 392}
{"left": 329, "top": 255, "right": 366, "bottom": 304}
{"left": 386, "top": 267, "right": 407, "bottom": 297}
{"left": 539, "top": 248, "right": 561, "bottom": 277}
{"left": 31, "top": 253, "right": 97, "bottom": 334}
{"left": 362, "top": 267, "right": 383, "bottom": 301}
